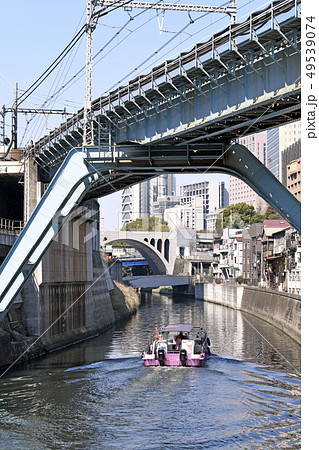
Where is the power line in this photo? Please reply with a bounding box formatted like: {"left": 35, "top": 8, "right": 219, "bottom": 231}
{"left": 19, "top": 0, "right": 167, "bottom": 145}
{"left": 15, "top": 0, "right": 248, "bottom": 145}
{"left": 16, "top": 27, "right": 86, "bottom": 108}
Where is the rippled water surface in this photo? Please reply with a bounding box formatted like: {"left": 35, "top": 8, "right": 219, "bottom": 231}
{"left": 0, "top": 294, "right": 301, "bottom": 449}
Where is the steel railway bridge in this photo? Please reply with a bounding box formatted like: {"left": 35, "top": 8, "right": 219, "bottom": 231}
{"left": 0, "top": 0, "right": 301, "bottom": 319}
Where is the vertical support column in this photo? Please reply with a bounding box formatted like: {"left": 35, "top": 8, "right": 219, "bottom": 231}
{"left": 24, "top": 154, "right": 39, "bottom": 222}
{"left": 229, "top": 0, "right": 237, "bottom": 24}
{"left": 1, "top": 105, "right": 5, "bottom": 146}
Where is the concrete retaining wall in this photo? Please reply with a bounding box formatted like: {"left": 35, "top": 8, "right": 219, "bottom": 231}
{"left": 0, "top": 200, "right": 140, "bottom": 369}
{"left": 195, "top": 283, "right": 301, "bottom": 343}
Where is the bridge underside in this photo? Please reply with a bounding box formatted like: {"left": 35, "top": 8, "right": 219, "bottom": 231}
{"left": 123, "top": 275, "right": 190, "bottom": 289}
{"left": 107, "top": 238, "right": 168, "bottom": 275}
{"left": 82, "top": 143, "right": 301, "bottom": 232}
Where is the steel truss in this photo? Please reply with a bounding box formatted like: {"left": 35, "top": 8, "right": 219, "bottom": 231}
{"left": 26, "top": 0, "right": 300, "bottom": 166}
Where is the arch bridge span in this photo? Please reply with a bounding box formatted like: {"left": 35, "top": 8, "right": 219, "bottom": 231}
{"left": 103, "top": 229, "right": 196, "bottom": 276}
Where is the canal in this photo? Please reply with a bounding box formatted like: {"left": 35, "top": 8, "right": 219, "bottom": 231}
{"left": 0, "top": 293, "right": 301, "bottom": 449}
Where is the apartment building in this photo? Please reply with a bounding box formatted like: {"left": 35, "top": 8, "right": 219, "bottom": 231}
{"left": 229, "top": 133, "right": 268, "bottom": 213}
{"left": 287, "top": 158, "right": 301, "bottom": 201}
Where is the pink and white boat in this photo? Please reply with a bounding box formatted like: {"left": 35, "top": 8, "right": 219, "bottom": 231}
{"left": 142, "top": 324, "right": 210, "bottom": 367}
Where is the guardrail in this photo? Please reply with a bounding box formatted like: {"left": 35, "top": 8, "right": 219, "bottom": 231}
{"left": 0, "top": 218, "right": 24, "bottom": 232}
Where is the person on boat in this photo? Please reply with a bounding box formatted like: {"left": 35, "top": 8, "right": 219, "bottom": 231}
{"left": 176, "top": 331, "right": 187, "bottom": 347}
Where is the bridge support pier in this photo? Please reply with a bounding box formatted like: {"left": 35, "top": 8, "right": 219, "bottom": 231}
{"left": 24, "top": 156, "right": 39, "bottom": 223}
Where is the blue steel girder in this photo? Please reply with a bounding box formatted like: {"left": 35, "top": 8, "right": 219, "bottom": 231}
{"left": 85, "top": 143, "right": 300, "bottom": 231}
{"left": 110, "top": 42, "right": 300, "bottom": 144}
{"left": 223, "top": 144, "right": 300, "bottom": 231}
{"left": 27, "top": 0, "right": 301, "bottom": 162}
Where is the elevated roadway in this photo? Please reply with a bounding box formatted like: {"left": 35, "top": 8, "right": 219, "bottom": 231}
{"left": 29, "top": 0, "right": 300, "bottom": 178}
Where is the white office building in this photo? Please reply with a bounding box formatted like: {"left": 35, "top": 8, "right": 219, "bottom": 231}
{"left": 179, "top": 180, "right": 228, "bottom": 229}
{"left": 165, "top": 197, "right": 204, "bottom": 231}
{"left": 121, "top": 174, "right": 176, "bottom": 227}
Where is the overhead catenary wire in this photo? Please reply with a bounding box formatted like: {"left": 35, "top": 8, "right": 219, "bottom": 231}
{"left": 15, "top": 0, "right": 120, "bottom": 107}
{"left": 18, "top": 4, "right": 89, "bottom": 145}
{"left": 18, "top": 0, "right": 260, "bottom": 146}
{"left": 17, "top": 0, "right": 136, "bottom": 109}
{"left": 24, "top": 0, "right": 201, "bottom": 116}
{"left": 19, "top": 0, "right": 175, "bottom": 144}
{"left": 100, "top": 0, "right": 261, "bottom": 94}
{"left": 24, "top": 30, "right": 86, "bottom": 145}
{"left": 16, "top": 27, "right": 86, "bottom": 108}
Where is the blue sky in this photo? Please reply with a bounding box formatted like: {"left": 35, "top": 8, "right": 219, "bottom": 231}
{"left": 0, "top": 0, "right": 291, "bottom": 229}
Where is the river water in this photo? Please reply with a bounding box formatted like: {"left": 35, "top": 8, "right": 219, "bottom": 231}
{"left": 0, "top": 294, "right": 301, "bottom": 449}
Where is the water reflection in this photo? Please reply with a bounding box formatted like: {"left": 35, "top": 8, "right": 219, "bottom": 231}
{"left": 0, "top": 293, "right": 300, "bottom": 449}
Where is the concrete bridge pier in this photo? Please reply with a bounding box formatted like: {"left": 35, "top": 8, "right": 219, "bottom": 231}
{"left": 24, "top": 156, "right": 39, "bottom": 222}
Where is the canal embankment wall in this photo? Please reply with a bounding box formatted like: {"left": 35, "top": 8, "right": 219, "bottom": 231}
{"left": 195, "top": 283, "right": 301, "bottom": 344}
{"left": 0, "top": 201, "right": 140, "bottom": 369}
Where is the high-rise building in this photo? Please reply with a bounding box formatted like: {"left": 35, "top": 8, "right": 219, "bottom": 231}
{"left": 121, "top": 174, "right": 176, "bottom": 227}
{"left": 121, "top": 180, "right": 151, "bottom": 227}
{"left": 179, "top": 180, "right": 228, "bottom": 229}
{"left": 267, "top": 128, "right": 279, "bottom": 179}
{"left": 229, "top": 133, "right": 268, "bottom": 212}
{"left": 287, "top": 158, "right": 301, "bottom": 201}
{"left": 267, "top": 121, "right": 301, "bottom": 182}
{"left": 158, "top": 174, "right": 176, "bottom": 197}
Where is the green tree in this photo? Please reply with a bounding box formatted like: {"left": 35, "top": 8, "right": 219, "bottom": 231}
{"left": 121, "top": 216, "right": 170, "bottom": 232}
{"left": 221, "top": 203, "right": 256, "bottom": 228}
{"left": 217, "top": 203, "right": 284, "bottom": 230}
{"left": 263, "top": 206, "right": 282, "bottom": 220}
{"left": 250, "top": 214, "right": 264, "bottom": 224}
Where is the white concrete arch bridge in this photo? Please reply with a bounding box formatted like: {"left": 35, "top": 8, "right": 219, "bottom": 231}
{"left": 102, "top": 228, "right": 196, "bottom": 275}
{"left": 0, "top": 0, "right": 301, "bottom": 319}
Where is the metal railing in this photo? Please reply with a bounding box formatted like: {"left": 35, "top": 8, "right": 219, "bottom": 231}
{"left": 0, "top": 218, "right": 24, "bottom": 232}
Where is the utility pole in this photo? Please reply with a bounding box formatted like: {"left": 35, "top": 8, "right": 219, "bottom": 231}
{"left": 83, "top": 0, "right": 96, "bottom": 146}
{"left": 1, "top": 81, "right": 72, "bottom": 152}
{"left": 0, "top": 105, "right": 6, "bottom": 146}
{"left": 12, "top": 83, "right": 18, "bottom": 150}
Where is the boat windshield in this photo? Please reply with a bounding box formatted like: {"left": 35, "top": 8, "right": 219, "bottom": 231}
{"left": 161, "top": 326, "right": 206, "bottom": 342}
{"left": 162, "top": 324, "right": 193, "bottom": 333}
